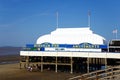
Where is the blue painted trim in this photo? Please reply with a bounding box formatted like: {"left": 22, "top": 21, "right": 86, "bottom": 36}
{"left": 26, "top": 43, "right": 108, "bottom": 49}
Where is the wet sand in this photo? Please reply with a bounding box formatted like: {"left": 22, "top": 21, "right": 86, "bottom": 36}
{"left": 0, "top": 55, "right": 79, "bottom": 80}
{"left": 0, "top": 55, "right": 19, "bottom": 65}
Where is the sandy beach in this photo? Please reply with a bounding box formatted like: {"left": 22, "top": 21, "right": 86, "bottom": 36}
{"left": 0, "top": 63, "right": 79, "bottom": 80}
{"left": 0, "top": 55, "right": 80, "bottom": 80}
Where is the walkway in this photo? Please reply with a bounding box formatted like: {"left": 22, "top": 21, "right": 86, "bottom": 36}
{"left": 69, "top": 65, "right": 120, "bottom": 80}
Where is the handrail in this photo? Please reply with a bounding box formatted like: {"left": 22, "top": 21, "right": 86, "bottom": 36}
{"left": 69, "top": 65, "right": 120, "bottom": 80}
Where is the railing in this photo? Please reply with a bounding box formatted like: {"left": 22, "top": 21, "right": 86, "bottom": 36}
{"left": 69, "top": 65, "right": 120, "bottom": 80}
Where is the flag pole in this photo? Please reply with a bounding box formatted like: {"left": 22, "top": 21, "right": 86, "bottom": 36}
{"left": 56, "top": 12, "right": 58, "bottom": 29}
{"left": 115, "top": 31, "right": 117, "bottom": 39}
{"left": 115, "top": 29, "right": 117, "bottom": 39}
{"left": 113, "top": 29, "right": 118, "bottom": 39}
{"left": 88, "top": 10, "right": 91, "bottom": 28}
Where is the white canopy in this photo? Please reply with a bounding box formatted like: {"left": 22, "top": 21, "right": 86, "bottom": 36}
{"left": 36, "top": 27, "right": 106, "bottom": 45}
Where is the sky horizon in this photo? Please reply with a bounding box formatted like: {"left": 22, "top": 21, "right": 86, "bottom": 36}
{"left": 0, "top": 0, "right": 120, "bottom": 47}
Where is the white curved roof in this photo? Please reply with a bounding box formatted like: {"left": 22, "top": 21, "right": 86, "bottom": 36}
{"left": 36, "top": 27, "right": 106, "bottom": 45}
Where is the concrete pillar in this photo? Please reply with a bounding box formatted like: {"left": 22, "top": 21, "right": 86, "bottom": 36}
{"left": 41, "top": 56, "right": 43, "bottom": 72}
{"left": 105, "top": 53, "right": 107, "bottom": 69}
{"left": 26, "top": 56, "right": 29, "bottom": 68}
{"left": 19, "top": 56, "right": 22, "bottom": 69}
{"left": 87, "top": 57, "right": 89, "bottom": 73}
{"left": 20, "top": 61, "right": 21, "bottom": 69}
{"left": 105, "top": 58, "right": 107, "bottom": 69}
{"left": 70, "top": 57, "right": 73, "bottom": 74}
{"left": 55, "top": 56, "right": 58, "bottom": 73}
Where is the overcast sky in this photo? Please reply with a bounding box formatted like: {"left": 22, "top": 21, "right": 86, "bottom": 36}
{"left": 0, "top": 0, "right": 120, "bottom": 46}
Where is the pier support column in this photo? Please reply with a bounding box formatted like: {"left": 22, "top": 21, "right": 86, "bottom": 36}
{"left": 87, "top": 57, "right": 89, "bottom": 73}
{"left": 55, "top": 56, "right": 58, "bottom": 73}
{"left": 105, "top": 58, "right": 107, "bottom": 69}
{"left": 20, "top": 61, "right": 22, "bottom": 69}
{"left": 95, "top": 58, "right": 97, "bottom": 70}
{"left": 25, "top": 56, "right": 29, "bottom": 68}
{"left": 19, "top": 56, "right": 22, "bottom": 69}
{"left": 41, "top": 56, "right": 43, "bottom": 72}
{"left": 105, "top": 53, "right": 107, "bottom": 69}
{"left": 70, "top": 57, "right": 73, "bottom": 74}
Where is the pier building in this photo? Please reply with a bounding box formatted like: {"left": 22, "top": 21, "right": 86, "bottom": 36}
{"left": 20, "top": 27, "right": 120, "bottom": 73}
